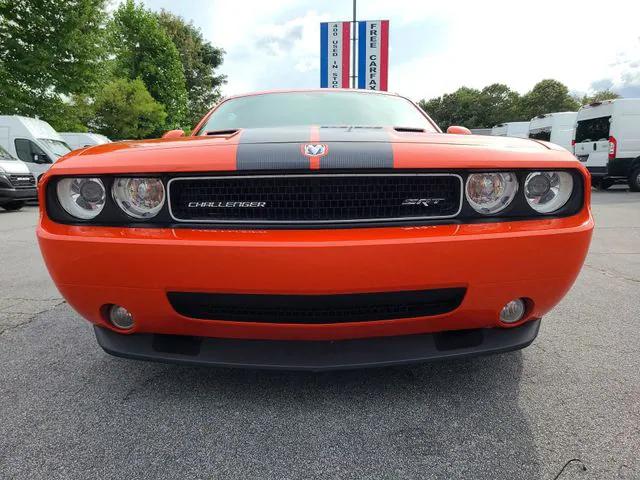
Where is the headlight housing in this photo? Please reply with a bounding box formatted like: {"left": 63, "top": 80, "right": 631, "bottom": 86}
{"left": 112, "top": 177, "right": 165, "bottom": 219}
{"left": 524, "top": 171, "right": 574, "bottom": 213}
{"left": 465, "top": 172, "right": 518, "bottom": 215}
{"left": 56, "top": 177, "right": 106, "bottom": 219}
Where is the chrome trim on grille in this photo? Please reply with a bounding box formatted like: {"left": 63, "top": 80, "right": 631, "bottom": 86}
{"left": 167, "top": 173, "right": 464, "bottom": 224}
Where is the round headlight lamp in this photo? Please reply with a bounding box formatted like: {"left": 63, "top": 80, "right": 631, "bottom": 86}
{"left": 56, "top": 177, "right": 106, "bottom": 219}
{"left": 112, "top": 177, "right": 165, "bottom": 219}
{"left": 465, "top": 172, "right": 518, "bottom": 214}
{"left": 524, "top": 171, "right": 573, "bottom": 213}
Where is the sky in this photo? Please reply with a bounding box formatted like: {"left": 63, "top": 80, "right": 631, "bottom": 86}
{"left": 137, "top": 0, "right": 640, "bottom": 101}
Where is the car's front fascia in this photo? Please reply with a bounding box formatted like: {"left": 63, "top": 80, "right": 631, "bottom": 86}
{"left": 36, "top": 98, "right": 593, "bottom": 370}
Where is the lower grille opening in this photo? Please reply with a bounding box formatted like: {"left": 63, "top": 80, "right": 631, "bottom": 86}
{"left": 167, "top": 288, "right": 466, "bottom": 324}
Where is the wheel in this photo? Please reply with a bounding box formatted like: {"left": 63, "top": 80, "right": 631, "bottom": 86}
{"left": 0, "top": 201, "right": 25, "bottom": 211}
{"left": 629, "top": 167, "right": 640, "bottom": 192}
{"left": 597, "top": 178, "right": 614, "bottom": 190}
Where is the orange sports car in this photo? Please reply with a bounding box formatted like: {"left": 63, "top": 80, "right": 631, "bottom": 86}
{"left": 37, "top": 89, "right": 593, "bottom": 370}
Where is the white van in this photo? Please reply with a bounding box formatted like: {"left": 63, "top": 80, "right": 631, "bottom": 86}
{"left": 60, "top": 132, "right": 111, "bottom": 151}
{"left": 0, "top": 116, "right": 72, "bottom": 177}
{"left": 574, "top": 99, "right": 640, "bottom": 190}
{"left": 528, "top": 112, "right": 577, "bottom": 152}
{"left": 491, "top": 122, "right": 530, "bottom": 138}
{"left": 0, "top": 144, "right": 37, "bottom": 211}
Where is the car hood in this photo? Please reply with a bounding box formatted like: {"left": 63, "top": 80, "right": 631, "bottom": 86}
{"left": 0, "top": 160, "right": 30, "bottom": 175}
{"left": 48, "top": 126, "right": 577, "bottom": 176}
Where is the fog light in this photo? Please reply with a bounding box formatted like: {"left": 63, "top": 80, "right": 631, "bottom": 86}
{"left": 499, "top": 299, "right": 526, "bottom": 324}
{"left": 108, "top": 305, "right": 134, "bottom": 330}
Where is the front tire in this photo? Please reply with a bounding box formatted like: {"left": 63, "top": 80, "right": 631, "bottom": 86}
{"left": 629, "top": 167, "right": 640, "bottom": 192}
{"left": 1, "top": 201, "right": 25, "bottom": 211}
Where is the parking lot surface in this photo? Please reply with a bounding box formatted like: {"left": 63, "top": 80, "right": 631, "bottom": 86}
{"left": 1, "top": 190, "right": 639, "bottom": 480}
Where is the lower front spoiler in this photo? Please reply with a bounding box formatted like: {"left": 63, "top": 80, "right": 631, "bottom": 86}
{"left": 94, "top": 319, "right": 541, "bottom": 371}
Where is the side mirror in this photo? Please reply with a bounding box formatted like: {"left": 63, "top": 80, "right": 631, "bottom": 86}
{"left": 162, "top": 129, "right": 185, "bottom": 139}
{"left": 446, "top": 126, "right": 472, "bottom": 135}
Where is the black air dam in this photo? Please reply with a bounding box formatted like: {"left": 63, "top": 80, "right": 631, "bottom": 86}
{"left": 167, "top": 288, "right": 467, "bottom": 324}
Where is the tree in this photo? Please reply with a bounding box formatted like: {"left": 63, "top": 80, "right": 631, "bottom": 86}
{"left": 476, "top": 84, "right": 520, "bottom": 128}
{"left": 156, "top": 10, "right": 226, "bottom": 127}
{"left": 419, "top": 84, "right": 520, "bottom": 130}
{"left": 518, "top": 79, "right": 580, "bottom": 119}
{"left": 0, "top": 0, "right": 109, "bottom": 129}
{"left": 110, "top": 0, "right": 187, "bottom": 129}
{"left": 419, "top": 87, "right": 483, "bottom": 130}
{"left": 577, "top": 90, "right": 620, "bottom": 106}
{"left": 92, "top": 78, "right": 166, "bottom": 140}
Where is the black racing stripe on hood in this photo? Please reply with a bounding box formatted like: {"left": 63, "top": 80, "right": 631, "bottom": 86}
{"left": 236, "top": 127, "right": 311, "bottom": 170}
{"left": 318, "top": 126, "right": 393, "bottom": 169}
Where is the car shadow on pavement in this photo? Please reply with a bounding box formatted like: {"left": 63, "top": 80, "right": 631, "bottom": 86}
{"left": 103, "top": 351, "right": 541, "bottom": 479}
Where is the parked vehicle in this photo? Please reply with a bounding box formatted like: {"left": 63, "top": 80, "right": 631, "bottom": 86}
{"left": 491, "top": 122, "right": 530, "bottom": 138}
{"left": 0, "top": 144, "right": 37, "bottom": 211}
{"left": 0, "top": 115, "right": 72, "bottom": 178}
{"left": 60, "top": 132, "right": 111, "bottom": 151}
{"left": 574, "top": 99, "right": 640, "bottom": 190}
{"left": 528, "top": 112, "right": 577, "bottom": 152}
{"left": 470, "top": 128, "right": 492, "bottom": 136}
{"left": 38, "top": 89, "right": 593, "bottom": 370}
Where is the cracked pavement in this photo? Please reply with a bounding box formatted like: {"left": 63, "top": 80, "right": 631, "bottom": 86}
{"left": 0, "top": 191, "right": 639, "bottom": 480}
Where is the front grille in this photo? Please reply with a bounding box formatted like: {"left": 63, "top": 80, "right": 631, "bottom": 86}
{"left": 168, "top": 174, "right": 462, "bottom": 225}
{"left": 8, "top": 174, "right": 36, "bottom": 188}
{"left": 167, "top": 288, "right": 466, "bottom": 324}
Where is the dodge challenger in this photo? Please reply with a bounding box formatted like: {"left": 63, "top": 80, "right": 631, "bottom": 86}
{"left": 37, "top": 89, "right": 594, "bottom": 370}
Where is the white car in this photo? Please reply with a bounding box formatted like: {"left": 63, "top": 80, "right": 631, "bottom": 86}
{"left": 60, "top": 132, "right": 111, "bottom": 151}
{"left": 0, "top": 115, "right": 72, "bottom": 178}
{"left": 574, "top": 98, "right": 640, "bottom": 190}
{"left": 528, "top": 112, "right": 577, "bottom": 152}
{"left": 491, "top": 122, "right": 531, "bottom": 138}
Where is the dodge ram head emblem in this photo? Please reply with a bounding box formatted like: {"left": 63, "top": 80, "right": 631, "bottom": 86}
{"left": 301, "top": 144, "right": 328, "bottom": 157}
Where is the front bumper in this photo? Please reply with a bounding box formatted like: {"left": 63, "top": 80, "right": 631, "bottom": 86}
{"left": 94, "top": 318, "right": 541, "bottom": 371}
{"left": 38, "top": 207, "right": 593, "bottom": 343}
{"left": 0, "top": 186, "right": 37, "bottom": 202}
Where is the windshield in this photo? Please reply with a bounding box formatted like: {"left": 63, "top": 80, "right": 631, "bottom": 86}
{"left": 0, "top": 144, "right": 16, "bottom": 160}
{"left": 38, "top": 138, "right": 72, "bottom": 158}
{"left": 198, "top": 92, "right": 436, "bottom": 133}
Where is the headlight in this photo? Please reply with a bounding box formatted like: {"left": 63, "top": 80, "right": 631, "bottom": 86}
{"left": 56, "top": 177, "right": 106, "bottom": 219}
{"left": 465, "top": 172, "right": 518, "bottom": 214}
{"left": 112, "top": 177, "right": 165, "bottom": 219}
{"left": 524, "top": 171, "right": 573, "bottom": 213}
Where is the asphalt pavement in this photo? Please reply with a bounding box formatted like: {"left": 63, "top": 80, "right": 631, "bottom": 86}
{"left": 0, "top": 189, "right": 638, "bottom": 480}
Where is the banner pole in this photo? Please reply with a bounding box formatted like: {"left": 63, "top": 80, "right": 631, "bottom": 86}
{"left": 352, "top": 0, "right": 357, "bottom": 88}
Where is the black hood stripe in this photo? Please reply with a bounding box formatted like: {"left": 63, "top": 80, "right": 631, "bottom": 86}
{"left": 237, "top": 127, "right": 311, "bottom": 170}
{"left": 319, "top": 127, "right": 393, "bottom": 169}
{"left": 236, "top": 126, "right": 394, "bottom": 171}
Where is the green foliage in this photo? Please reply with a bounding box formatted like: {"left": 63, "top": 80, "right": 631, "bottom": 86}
{"left": 156, "top": 10, "right": 226, "bottom": 128}
{"left": 0, "top": 0, "right": 109, "bottom": 128}
{"left": 576, "top": 90, "right": 620, "bottom": 106}
{"left": 420, "top": 84, "right": 520, "bottom": 129}
{"left": 419, "top": 79, "right": 608, "bottom": 130}
{"left": 518, "top": 79, "right": 580, "bottom": 120}
{"left": 110, "top": 0, "right": 188, "bottom": 128}
{"left": 92, "top": 78, "right": 167, "bottom": 140}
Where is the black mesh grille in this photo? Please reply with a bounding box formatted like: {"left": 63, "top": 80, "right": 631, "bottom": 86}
{"left": 167, "top": 288, "right": 466, "bottom": 324}
{"left": 168, "top": 174, "right": 462, "bottom": 224}
{"left": 8, "top": 174, "right": 36, "bottom": 188}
